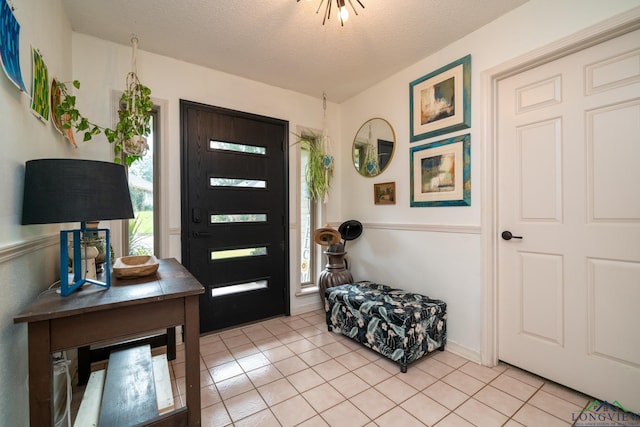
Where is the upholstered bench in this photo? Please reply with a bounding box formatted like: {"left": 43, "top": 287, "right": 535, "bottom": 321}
{"left": 325, "top": 281, "right": 447, "bottom": 373}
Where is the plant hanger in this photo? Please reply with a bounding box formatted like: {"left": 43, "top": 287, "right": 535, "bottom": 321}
{"left": 321, "top": 92, "right": 334, "bottom": 203}
{"left": 104, "top": 36, "right": 153, "bottom": 165}
{"left": 121, "top": 37, "right": 149, "bottom": 157}
{"left": 292, "top": 92, "right": 334, "bottom": 203}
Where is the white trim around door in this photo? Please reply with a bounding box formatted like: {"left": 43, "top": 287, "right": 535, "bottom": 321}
{"left": 480, "top": 6, "right": 640, "bottom": 367}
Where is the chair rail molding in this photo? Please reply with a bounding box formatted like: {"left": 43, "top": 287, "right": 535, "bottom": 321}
{"left": 328, "top": 222, "right": 480, "bottom": 235}
{"left": 0, "top": 235, "right": 58, "bottom": 264}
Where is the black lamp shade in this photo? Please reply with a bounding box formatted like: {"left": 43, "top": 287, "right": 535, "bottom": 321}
{"left": 22, "top": 158, "right": 134, "bottom": 225}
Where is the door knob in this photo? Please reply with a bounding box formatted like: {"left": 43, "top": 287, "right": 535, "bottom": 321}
{"left": 501, "top": 231, "right": 523, "bottom": 241}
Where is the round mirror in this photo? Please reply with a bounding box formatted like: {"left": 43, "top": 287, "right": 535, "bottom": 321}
{"left": 352, "top": 118, "right": 395, "bottom": 177}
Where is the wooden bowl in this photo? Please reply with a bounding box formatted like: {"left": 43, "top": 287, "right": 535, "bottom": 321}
{"left": 113, "top": 255, "right": 159, "bottom": 279}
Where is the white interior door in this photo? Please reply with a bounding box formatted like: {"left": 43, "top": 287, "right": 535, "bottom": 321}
{"left": 497, "top": 29, "right": 640, "bottom": 412}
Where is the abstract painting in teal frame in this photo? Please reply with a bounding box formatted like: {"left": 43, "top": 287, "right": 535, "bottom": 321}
{"left": 409, "top": 55, "right": 471, "bottom": 142}
{"left": 410, "top": 134, "right": 470, "bottom": 207}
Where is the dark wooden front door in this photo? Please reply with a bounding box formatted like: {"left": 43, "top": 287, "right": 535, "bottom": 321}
{"left": 180, "top": 100, "right": 289, "bottom": 333}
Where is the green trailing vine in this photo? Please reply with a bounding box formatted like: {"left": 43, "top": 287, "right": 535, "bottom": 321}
{"left": 294, "top": 132, "right": 334, "bottom": 202}
{"left": 54, "top": 75, "right": 153, "bottom": 166}
{"left": 55, "top": 80, "right": 104, "bottom": 142}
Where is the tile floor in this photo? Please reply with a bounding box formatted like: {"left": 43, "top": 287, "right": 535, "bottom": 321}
{"left": 159, "top": 309, "right": 626, "bottom": 427}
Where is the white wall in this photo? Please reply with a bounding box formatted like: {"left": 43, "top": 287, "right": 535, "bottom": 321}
{"left": 0, "top": 1, "right": 74, "bottom": 424}
{"left": 71, "top": 33, "right": 343, "bottom": 315}
{"left": 339, "top": 0, "right": 640, "bottom": 359}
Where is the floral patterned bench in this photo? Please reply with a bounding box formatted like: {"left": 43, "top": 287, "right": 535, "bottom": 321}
{"left": 325, "top": 281, "right": 447, "bottom": 373}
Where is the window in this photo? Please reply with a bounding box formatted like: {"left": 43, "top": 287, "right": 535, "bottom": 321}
{"left": 300, "top": 133, "right": 319, "bottom": 289}
{"left": 210, "top": 213, "right": 267, "bottom": 224}
{"left": 209, "top": 140, "right": 266, "bottom": 155}
{"left": 210, "top": 246, "right": 268, "bottom": 261}
{"left": 124, "top": 110, "right": 158, "bottom": 255}
{"left": 210, "top": 280, "right": 268, "bottom": 297}
{"left": 209, "top": 178, "right": 267, "bottom": 188}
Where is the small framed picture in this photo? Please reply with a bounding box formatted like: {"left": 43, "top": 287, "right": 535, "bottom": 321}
{"left": 410, "top": 134, "right": 470, "bottom": 207}
{"left": 374, "top": 182, "right": 396, "bottom": 205}
{"left": 410, "top": 55, "right": 471, "bottom": 142}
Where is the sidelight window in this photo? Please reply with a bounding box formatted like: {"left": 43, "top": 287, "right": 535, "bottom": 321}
{"left": 299, "top": 134, "right": 319, "bottom": 289}
{"left": 124, "top": 110, "right": 158, "bottom": 256}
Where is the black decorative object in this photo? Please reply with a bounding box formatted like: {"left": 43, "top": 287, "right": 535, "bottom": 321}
{"left": 338, "top": 219, "right": 362, "bottom": 247}
{"left": 22, "top": 158, "right": 134, "bottom": 296}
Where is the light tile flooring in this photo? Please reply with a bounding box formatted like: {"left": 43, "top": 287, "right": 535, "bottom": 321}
{"left": 159, "top": 309, "right": 620, "bottom": 427}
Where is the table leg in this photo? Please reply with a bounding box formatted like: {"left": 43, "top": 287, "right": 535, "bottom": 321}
{"left": 167, "top": 327, "right": 176, "bottom": 361}
{"left": 77, "top": 345, "right": 91, "bottom": 385}
{"left": 28, "top": 321, "right": 52, "bottom": 427}
{"left": 184, "top": 295, "right": 201, "bottom": 426}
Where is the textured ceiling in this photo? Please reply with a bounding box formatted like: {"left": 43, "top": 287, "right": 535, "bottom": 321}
{"left": 61, "top": 0, "right": 528, "bottom": 103}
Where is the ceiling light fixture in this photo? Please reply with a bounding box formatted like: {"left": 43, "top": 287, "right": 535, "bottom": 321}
{"left": 298, "top": 0, "right": 365, "bottom": 26}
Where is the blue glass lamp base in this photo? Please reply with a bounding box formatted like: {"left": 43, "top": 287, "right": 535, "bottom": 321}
{"left": 59, "top": 222, "right": 111, "bottom": 297}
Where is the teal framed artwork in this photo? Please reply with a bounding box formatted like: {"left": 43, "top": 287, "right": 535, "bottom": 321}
{"left": 410, "top": 134, "right": 470, "bottom": 207}
{"left": 409, "top": 55, "right": 471, "bottom": 142}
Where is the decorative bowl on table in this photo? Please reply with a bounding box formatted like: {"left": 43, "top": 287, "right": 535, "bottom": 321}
{"left": 113, "top": 255, "right": 159, "bottom": 279}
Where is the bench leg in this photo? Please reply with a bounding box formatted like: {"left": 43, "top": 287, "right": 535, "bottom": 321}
{"left": 439, "top": 342, "right": 446, "bottom": 351}
{"left": 327, "top": 325, "right": 333, "bottom": 332}
{"left": 400, "top": 363, "right": 407, "bottom": 374}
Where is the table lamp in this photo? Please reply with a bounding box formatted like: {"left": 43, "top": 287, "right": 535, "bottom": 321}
{"left": 21, "top": 158, "right": 134, "bottom": 296}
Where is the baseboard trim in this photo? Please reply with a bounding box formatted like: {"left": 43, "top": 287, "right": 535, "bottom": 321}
{"left": 0, "top": 234, "right": 58, "bottom": 264}
{"left": 291, "top": 299, "right": 323, "bottom": 316}
{"left": 444, "top": 341, "right": 483, "bottom": 365}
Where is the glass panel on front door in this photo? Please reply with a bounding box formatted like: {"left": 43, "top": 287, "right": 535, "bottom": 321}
{"left": 210, "top": 247, "right": 268, "bottom": 261}
{"left": 210, "top": 213, "right": 268, "bottom": 224}
{"left": 210, "top": 280, "right": 269, "bottom": 297}
{"left": 209, "top": 178, "right": 267, "bottom": 188}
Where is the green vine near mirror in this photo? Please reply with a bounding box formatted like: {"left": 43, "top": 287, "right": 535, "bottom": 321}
{"left": 352, "top": 118, "right": 396, "bottom": 178}
{"left": 294, "top": 132, "right": 334, "bottom": 202}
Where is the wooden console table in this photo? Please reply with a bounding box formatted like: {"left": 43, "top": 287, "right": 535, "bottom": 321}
{"left": 14, "top": 258, "right": 204, "bottom": 427}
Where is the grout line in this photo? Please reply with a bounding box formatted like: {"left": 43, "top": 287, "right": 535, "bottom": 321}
{"left": 177, "top": 310, "right": 600, "bottom": 426}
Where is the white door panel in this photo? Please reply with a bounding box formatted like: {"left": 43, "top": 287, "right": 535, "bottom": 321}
{"left": 498, "top": 29, "right": 640, "bottom": 412}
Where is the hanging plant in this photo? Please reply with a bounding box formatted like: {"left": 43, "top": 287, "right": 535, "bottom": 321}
{"left": 294, "top": 131, "right": 333, "bottom": 202}
{"left": 52, "top": 38, "right": 152, "bottom": 167}
{"left": 53, "top": 77, "right": 152, "bottom": 166}
{"left": 104, "top": 72, "right": 153, "bottom": 166}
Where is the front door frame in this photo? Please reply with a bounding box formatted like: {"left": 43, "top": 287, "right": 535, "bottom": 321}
{"left": 179, "top": 100, "right": 291, "bottom": 331}
{"left": 480, "top": 8, "right": 640, "bottom": 366}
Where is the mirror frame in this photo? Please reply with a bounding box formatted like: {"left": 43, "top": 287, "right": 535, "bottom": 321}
{"left": 352, "top": 118, "right": 396, "bottom": 177}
